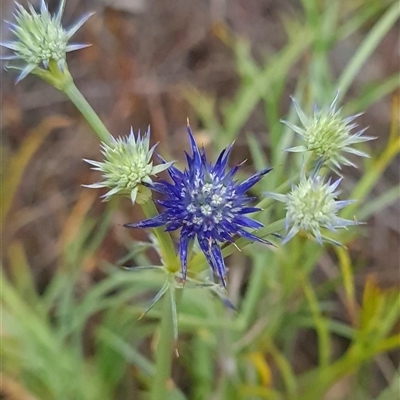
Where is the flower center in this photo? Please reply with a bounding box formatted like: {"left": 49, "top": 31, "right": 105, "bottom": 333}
{"left": 286, "top": 178, "right": 336, "bottom": 231}
{"left": 184, "top": 177, "right": 233, "bottom": 228}
{"left": 304, "top": 112, "right": 349, "bottom": 158}
{"left": 16, "top": 12, "right": 68, "bottom": 65}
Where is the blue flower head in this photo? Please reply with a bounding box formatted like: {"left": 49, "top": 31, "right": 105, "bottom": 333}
{"left": 125, "top": 125, "right": 272, "bottom": 287}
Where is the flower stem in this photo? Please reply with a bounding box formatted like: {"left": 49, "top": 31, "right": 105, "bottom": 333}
{"left": 34, "top": 61, "right": 111, "bottom": 143}
{"left": 141, "top": 201, "right": 179, "bottom": 271}
{"left": 57, "top": 69, "right": 178, "bottom": 270}
{"left": 150, "top": 285, "right": 175, "bottom": 400}
{"left": 62, "top": 78, "right": 111, "bottom": 143}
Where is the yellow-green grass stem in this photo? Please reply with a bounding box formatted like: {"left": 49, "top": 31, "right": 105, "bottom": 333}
{"left": 150, "top": 284, "right": 176, "bottom": 400}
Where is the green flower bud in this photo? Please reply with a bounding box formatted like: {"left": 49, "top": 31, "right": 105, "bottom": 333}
{"left": 283, "top": 94, "right": 375, "bottom": 169}
{"left": 1, "top": 0, "right": 92, "bottom": 82}
{"left": 266, "top": 175, "right": 356, "bottom": 244}
{"left": 84, "top": 127, "right": 173, "bottom": 204}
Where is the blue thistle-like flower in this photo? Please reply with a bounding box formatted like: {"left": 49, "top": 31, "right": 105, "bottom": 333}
{"left": 1, "top": 0, "right": 92, "bottom": 82}
{"left": 125, "top": 125, "right": 272, "bottom": 287}
{"left": 283, "top": 94, "right": 375, "bottom": 169}
{"left": 265, "top": 174, "right": 356, "bottom": 244}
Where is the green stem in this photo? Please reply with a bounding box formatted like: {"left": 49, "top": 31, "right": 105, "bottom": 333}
{"left": 150, "top": 285, "right": 175, "bottom": 400}
{"left": 63, "top": 79, "right": 111, "bottom": 143}
{"left": 141, "top": 201, "right": 178, "bottom": 271}
{"left": 36, "top": 61, "right": 111, "bottom": 143}
{"left": 42, "top": 64, "right": 178, "bottom": 268}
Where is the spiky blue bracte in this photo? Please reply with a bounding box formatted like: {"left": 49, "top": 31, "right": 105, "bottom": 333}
{"left": 125, "top": 125, "right": 272, "bottom": 287}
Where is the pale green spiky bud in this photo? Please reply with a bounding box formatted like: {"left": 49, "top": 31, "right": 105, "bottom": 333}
{"left": 266, "top": 175, "right": 356, "bottom": 244}
{"left": 283, "top": 94, "right": 375, "bottom": 170}
{"left": 84, "top": 127, "right": 173, "bottom": 204}
{"left": 1, "top": 0, "right": 92, "bottom": 82}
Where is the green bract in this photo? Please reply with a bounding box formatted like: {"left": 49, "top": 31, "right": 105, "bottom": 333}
{"left": 283, "top": 94, "right": 375, "bottom": 169}
{"left": 1, "top": 0, "right": 92, "bottom": 82}
{"left": 266, "top": 175, "right": 356, "bottom": 244}
{"left": 84, "top": 128, "right": 173, "bottom": 204}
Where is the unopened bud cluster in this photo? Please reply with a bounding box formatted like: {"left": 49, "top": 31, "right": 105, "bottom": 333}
{"left": 267, "top": 175, "right": 355, "bottom": 244}
{"left": 267, "top": 93, "right": 373, "bottom": 244}
{"left": 283, "top": 94, "right": 374, "bottom": 170}
{"left": 84, "top": 128, "right": 173, "bottom": 204}
{"left": 1, "top": 0, "right": 92, "bottom": 82}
